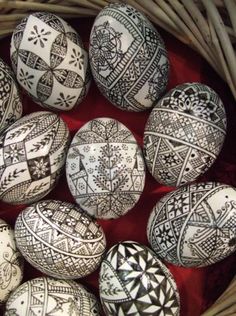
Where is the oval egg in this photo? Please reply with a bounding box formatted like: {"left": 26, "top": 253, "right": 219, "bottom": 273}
{"left": 0, "top": 111, "right": 69, "bottom": 204}
{"left": 66, "top": 117, "right": 146, "bottom": 219}
{"left": 5, "top": 276, "right": 100, "bottom": 315}
{"left": 10, "top": 12, "right": 90, "bottom": 111}
{"left": 147, "top": 182, "right": 236, "bottom": 267}
{"left": 99, "top": 241, "right": 180, "bottom": 315}
{"left": 89, "top": 3, "right": 169, "bottom": 111}
{"left": 0, "top": 219, "right": 24, "bottom": 304}
{"left": 143, "top": 82, "right": 227, "bottom": 186}
{"left": 0, "top": 58, "right": 22, "bottom": 132}
{"left": 15, "top": 200, "right": 106, "bottom": 279}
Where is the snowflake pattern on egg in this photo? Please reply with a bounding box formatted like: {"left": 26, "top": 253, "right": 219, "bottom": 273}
{"left": 66, "top": 118, "right": 146, "bottom": 219}
{"left": 143, "top": 83, "right": 227, "bottom": 186}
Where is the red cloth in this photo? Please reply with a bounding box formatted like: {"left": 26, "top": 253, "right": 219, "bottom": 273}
{"left": 1, "top": 17, "right": 236, "bottom": 316}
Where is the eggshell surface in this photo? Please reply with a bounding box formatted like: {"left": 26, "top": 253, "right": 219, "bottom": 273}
{"left": 15, "top": 200, "right": 106, "bottom": 279}
{"left": 66, "top": 117, "right": 146, "bottom": 219}
{"left": 0, "top": 111, "right": 69, "bottom": 204}
{"left": 10, "top": 12, "right": 90, "bottom": 111}
{"left": 89, "top": 3, "right": 169, "bottom": 111}
{"left": 0, "top": 219, "right": 23, "bottom": 304}
{"left": 143, "top": 83, "right": 227, "bottom": 186}
{"left": 147, "top": 182, "right": 236, "bottom": 267}
{"left": 5, "top": 277, "right": 100, "bottom": 315}
{"left": 99, "top": 241, "right": 180, "bottom": 316}
{"left": 0, "top": 58, "right": 22, "bottom": 132}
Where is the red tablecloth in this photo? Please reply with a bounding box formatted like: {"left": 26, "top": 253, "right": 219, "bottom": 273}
{"left": 1, "top": 17, "right": 236, "bottom": 316}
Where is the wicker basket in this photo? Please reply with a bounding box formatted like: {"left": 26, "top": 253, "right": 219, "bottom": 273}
{"left": 1, "top": 0, "right": 236, "bottom": 102}
{"left": 1, "top": 1, "right": 236, "bottom": 315}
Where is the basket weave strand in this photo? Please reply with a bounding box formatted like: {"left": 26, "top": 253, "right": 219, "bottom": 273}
{"left": 0, "top": 0, "right": 236, "bottom": 315}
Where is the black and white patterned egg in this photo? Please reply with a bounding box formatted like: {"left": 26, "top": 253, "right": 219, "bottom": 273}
{"left": 15, "top": 200, "right": 106, "bottom": 279}
{"left": 0, "top": 111, "right": 69, "bottom": 204}
{"left": 143, "top": 83, "right": 227, "bottom": 186}
{"left": 66, "top": 117, "right": 146, "bottom": 219}
{"left": 147, "top": 182, "right": 236, "bottom": 267}
{"left": 0, "top": 218, "right": 24, "bottom": 304}
{"left": 89, "top": 3, "right": 169, "bottom": 112}
{"left": 0, "top": 58, "right": 22, "bottom": 132}
{"left": 10, "top": 12, "right": 90, "bottom": 111}
{"left": 5, "top": 277, "right": 100, "bottom": 316}
{"left": 99, "top": 241, "right": 180, "bottom": 316}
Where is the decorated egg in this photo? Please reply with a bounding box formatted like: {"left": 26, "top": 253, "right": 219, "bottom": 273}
{"left": 89, "top": 3, "right": 169, "bottom": 111}
{"left": 66, "top": 118, "right": 146, "bottom": 219}
{"left": 0, "top": 111, "right": 69, "bottom": 204}
{"left": 5, "top": 276, "right": 100, "bottom": 315}
{"left": 99, "top": 241, "right": 180, "bottom": 315}
{"left": 0, "top": 219, "right": 24, "bottom": 304}
{"left": 0, "top": 58, "right": 22, "bottom": 132}
{"left": 15, "top": 200, "right": 106, "bottom": 279}
{"left": 147, "top": 182, "right": 236, "bottom": 267}
{"left": 143, "top": 83, "right": 227, "bottom": 186}
{"left": 10, "top": 12, "right": 90, "bottom": 111}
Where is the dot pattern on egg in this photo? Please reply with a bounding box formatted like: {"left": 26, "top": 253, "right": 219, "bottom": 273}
{"left": 66, "top": 118, "right": 146, "bottom": 219}
{"left": 10, "top": 12, "right": 90, "bottom": 111}
{"left": 144, "top": 83, "right": 227, "bottom": 186}
{"left": 15, "top": 200, "right": 106, "bottom": 279}
{"left": 0, "top": 58, "right": 22, "bottom": 132}
{"left": 5, "top": 277, "right": 100, "bottom": 316}
{"left": 0, "top": 111, "right": 69, "bottom": 204}
{"left": 99, "top": 241, "right": 180, "bottom": 316}
{"left": 147, "top": 182, "right": 236, "bottom": 267}
{"left": 89, "top": 3, "right": 169, "bottom": 111}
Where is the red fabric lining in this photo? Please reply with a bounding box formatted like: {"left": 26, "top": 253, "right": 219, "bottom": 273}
{"left": 0, "top": 17, "right": 236, "bottom": 316}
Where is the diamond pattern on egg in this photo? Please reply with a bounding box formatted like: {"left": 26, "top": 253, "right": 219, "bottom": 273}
{"left": 0, "top": 58, "right": 22, "bottom": 132}
{"left": 15, "top": 200, "right": 106, "bottom": 279}
{"left": 143, "top": 83, "right": 227, "bottom": 186}
{"left": 147, "top": 182, "right": 236, "bottom": 267}
{"left": 99, "top": 241, "right": 180, "bottom": 315}
{"left": 10, "top": 12, "right": 90, "bottom": 111}
{"left": 66, "top": 117, "right": 146, "bottom": 219}
{"left": 89, "top": 3, "right": 169, "bottom": 111}
{"left": 0, "top": 111, "right": 69, "bottom": 204}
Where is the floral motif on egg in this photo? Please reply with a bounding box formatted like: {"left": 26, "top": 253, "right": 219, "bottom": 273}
{"left": 144, "top": 83, "right": 227, "bottom": 186}
{"left": 5, "top": 277, "right": 100, "bottom": 316}
{"left": 10, "top": 12, "right": 90, "bottom": 110}
{"left": 0, "top": 58, "right": 22, "bottom": 132}
{"left": 99, "top": 241, "right": 180, "bottom": 315}
{"left": 66, "top": 118, "right": 145, "bottom": 219}
{"left": 147, "top": 182, "right": 236, "bottom": 267}
{"left": 89, "top": 4, "right": 169, "bottom": 111}
{"left": 0, "top": 219, "right": 24, "bottom": 304}
{"left": 0, "top": 111, "right": 69, "bottom": 204}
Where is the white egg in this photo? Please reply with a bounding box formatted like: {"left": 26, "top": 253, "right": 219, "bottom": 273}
{"left": 89, "top": 3, "right": 169, "bottom": 111}
{"left": 147, "top": 182, "right": 236, "bottom": 267}
{"left": 15, "top": 200, "right": 106, "bottom": 279}
{"left": 10, "top": 12, "right": 90, "bottom": 111}
{"left": 5, "top": 277, "right": 100, "bottom": 315}
{"left": 0, "top": 219, "right": 23, "bottom": 304}
{"left": 99, "top": 241, "right": 180, "bottom": 315}
{"left": 0, "top": 58, "right": 22, "bottom": 132}
{"left": 0, "top": 111, "right": 69, "bottom": 204}
{"left": 66, "top": 117, "right": 146, "bottom": 219}
{"left": 143, "top": 83, "right": 227, "bottom": 186}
